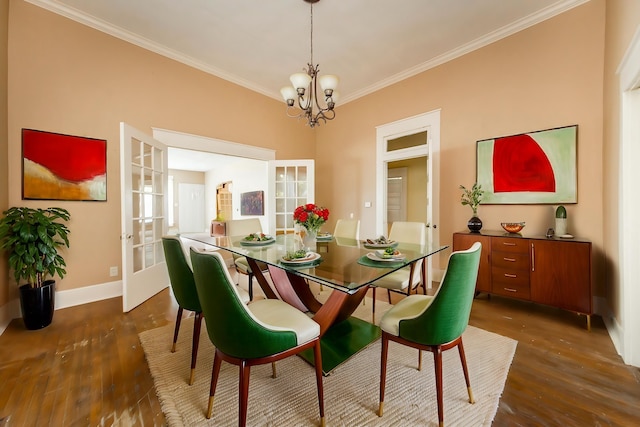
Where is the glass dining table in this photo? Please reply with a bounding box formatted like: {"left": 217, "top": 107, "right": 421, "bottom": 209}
{"left": 181, "top": 232, "right": 448, "bottom": 374}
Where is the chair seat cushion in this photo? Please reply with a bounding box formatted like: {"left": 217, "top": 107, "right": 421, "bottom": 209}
{"left": 380, "top": 294, "right": 434, "bottom": 336}
{"left": 249, "top": 299, "right": 320, "bottom": 345}
{"left": 234, "top": 257, "right": 253, "bottom": 274}
{"left": 373, "top": 264, "right": 421, "bottom": 290}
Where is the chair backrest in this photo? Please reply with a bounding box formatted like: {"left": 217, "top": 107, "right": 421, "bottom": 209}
{"left": 398, "top": 242, "right": 482, "bottom": 345}
{"left": 161, "top": 236, "right": 201, "bottom": 312}
{"left": 189, "top": 248, "right": 299, "bottom": 359}
{"left": 333, "top": 219, "right": 360, "bottom": 240}
{"left": 225, "top": 218, "right": 263, "bottom": 237}
{"left": 389, "top": 221, "right": 426, "bottom": 245}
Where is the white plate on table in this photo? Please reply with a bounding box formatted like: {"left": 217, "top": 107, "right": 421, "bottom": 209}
{"left": 316, "top": 232, "right": 333, "bottom": 241}
{"left": 362, "top": 240, "right": 398, "bottom": 249}
{"left": 280, "top": 252, "right": 321, "bottom": 265}
{"left": 240, "top": 237, "right": 275, "bottom": 246}
{"left": 366, "top": 252, "right": 405, "bottom": 262}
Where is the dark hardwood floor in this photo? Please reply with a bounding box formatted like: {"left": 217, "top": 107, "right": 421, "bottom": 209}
{"left": 1, "top": 277, "right": 639, "bottom": 426}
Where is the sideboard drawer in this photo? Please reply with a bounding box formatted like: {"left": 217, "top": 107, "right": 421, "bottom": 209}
{"left": 492, "top": 251, "right": 529, "bottom": 270}
{"left": 492, "top": 266, "right": 529, "bottom": 287}
{"left": 492, "top": 237, "right": 529, "bottom": 254}
{"left": 491, "top": 279, "right": 531, "bottom": 299}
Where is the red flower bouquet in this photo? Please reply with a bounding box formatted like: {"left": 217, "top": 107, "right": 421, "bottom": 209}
{"left": 293, "top": 203, "right": 330, "bottom": 233}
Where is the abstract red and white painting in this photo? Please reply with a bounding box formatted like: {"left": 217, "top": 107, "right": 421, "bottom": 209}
{"left": 476, "top": 125, "right": 577, "bottom": 204}
{"left": 22, "top": 128, "right": 107, "bottom": 201}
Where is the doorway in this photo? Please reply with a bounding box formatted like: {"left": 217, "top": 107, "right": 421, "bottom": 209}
{"left": 376, "top": 109, "right": 441, "bottom": 283}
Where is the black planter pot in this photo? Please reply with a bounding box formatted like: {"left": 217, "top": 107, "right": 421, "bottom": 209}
{"left": 467, "top": 216, "right": 483, "bottom": 233}
{"left": 19, "top": 280, "right": 55, "bottom": 330}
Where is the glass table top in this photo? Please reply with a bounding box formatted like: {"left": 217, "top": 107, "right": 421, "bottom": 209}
{"left": 181, "top": 233, "right": 448, "bottom": 294}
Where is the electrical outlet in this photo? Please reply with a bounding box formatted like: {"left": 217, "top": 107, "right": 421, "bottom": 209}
{"left": 109, "top": 266, "right": 118, "bottom": 277}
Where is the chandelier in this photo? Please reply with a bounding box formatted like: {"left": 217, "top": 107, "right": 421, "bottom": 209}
{"left": 280, "top": 0, "right": 339, "bottom": 128}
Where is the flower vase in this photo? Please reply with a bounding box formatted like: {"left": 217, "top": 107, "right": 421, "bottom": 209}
{"left": 467, "top": 213, "right": 482, "bottom": 232}
{"left": 302, "top": 227, "right": 318, "bottom": 249}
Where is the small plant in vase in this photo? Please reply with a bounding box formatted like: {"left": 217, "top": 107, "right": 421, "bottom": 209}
{"left": 460, "top": 183, "right": 484, "bottom": 232}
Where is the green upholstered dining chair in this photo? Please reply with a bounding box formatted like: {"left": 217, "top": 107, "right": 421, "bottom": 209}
{"left": 225, "top": 218, "right": 268, "bottom": 300}
{"left": 371, "top": 221, "right": 426, "bottom": 322}
{"left": 162, "top": 236, "right": 250, "bottom": 385}
{"left": 377, "top": 241, "right": 482, "bottom": 427}
{"left": 161, "top": 236, "right": 205, "bottom": 386}
{"left": 189, "top": 248, "right": 325, "bottom": 427}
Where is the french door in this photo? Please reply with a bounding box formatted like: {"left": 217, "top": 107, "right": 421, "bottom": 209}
{"left": 120, "top": 123, "right": 169, "bottom": 312}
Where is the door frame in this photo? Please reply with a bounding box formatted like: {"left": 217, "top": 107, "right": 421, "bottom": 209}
{"left": 375, "top": 109, "right": 441, "bottom": 284}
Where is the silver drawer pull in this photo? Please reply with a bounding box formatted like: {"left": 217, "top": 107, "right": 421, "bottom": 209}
{"left": 504, "top": 287, "right": 517, "bottom": 292}
{"left": 503, "top": 257, "right": 516, "bottom": 262}
{"left": 504, "top": 273, "right": 517, "bottom": 278}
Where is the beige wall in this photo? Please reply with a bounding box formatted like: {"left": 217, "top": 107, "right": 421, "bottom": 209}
{"left": 388, "top": 158, "right": 427, "bottom": 223}
{"left": 1, "top": 0, "right": 9, "bottom": 307}
{"left": 602, "top": 0, "right": 640, "bottom": 323}
{"left": 3, "top": 0, "right": 633, "bottom": 324}
{"left": 5, "top": 0, "right": 313, "bottom": 293}
{"left": 317, "top": 0, "right": 607, "bottom": 295}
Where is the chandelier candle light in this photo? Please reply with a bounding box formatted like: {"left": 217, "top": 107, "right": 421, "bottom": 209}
{"left": 280, "top": 0, "right": 339, "bottom": 128}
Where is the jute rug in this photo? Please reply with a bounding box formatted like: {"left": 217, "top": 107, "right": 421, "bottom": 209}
{"left": 139, "top": 295, "right": 517, "bottom": 426}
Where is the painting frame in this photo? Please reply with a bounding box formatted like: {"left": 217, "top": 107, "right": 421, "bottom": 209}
{"left": 22, "top": 128, "right": 107, "bottom": 202}
{"left": 476, "top": 125, "right": 578, "bottom": 204}
{"left": 240, "top": 190, "right": 264, "bottom": 216}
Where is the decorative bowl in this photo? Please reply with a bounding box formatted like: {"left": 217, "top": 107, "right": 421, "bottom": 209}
{"left": 501, "top": 222, "right": 525, "bottom": 233}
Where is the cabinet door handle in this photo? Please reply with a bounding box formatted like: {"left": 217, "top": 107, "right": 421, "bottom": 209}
{"left": 503, "top": 257, "right": 516, "bottom": 262}
{"left": 531, "top": 243, "right": 535, "bottom": 272}
{"left": 504, "top": 287, "right": 517, "bottom": 293}
{"left": 504, "top": 273, "right": 517, "bottom": 278}
{"left": 502, "top": 242, "right": 516, "bottom": 246}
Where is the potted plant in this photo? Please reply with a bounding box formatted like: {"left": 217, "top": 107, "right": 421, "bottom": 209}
{"left": 459, "top": 183, "right": 484, "bottom": 232}
{"left": 0, "top": 207, "right": 71, "bottom": 329}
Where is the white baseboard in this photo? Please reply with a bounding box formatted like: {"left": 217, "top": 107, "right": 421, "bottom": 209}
{"left": 0, "top": 280, "right": 123, "bottom": 336}
{"left": 597, "top": 296, "right": 624, "bottom": 358}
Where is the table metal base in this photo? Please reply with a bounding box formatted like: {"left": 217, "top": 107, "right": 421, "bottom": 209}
{"left": 299, "top": 316, "right": 381, "bottom": 375}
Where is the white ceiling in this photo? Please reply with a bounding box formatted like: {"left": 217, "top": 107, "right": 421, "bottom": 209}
{"left": 29, "top": 0, "right": 587, "bottom": 104}
{"left": 27, "top": 0, "right": 588, "bottom": 170}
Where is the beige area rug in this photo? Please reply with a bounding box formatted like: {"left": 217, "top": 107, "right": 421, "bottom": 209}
{"left": 139, "top": 293, "right": 517, "bottom": 426}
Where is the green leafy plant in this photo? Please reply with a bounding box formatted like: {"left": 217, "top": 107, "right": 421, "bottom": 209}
{"left": 0, "top": 207, "right": 71, "bottom": 288}
{"left": 459, "top": 183, "right": 484, "bottom": 216}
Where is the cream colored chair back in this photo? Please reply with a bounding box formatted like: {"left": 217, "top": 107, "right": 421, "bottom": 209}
{"left": 226, "top": 218, "right": 263, "bottom": 236}
{"left": 389, "top": 221, "right": 425, "bottom": 245}
{"left": 333, "top": 219, "right": 360, "bottom": 240}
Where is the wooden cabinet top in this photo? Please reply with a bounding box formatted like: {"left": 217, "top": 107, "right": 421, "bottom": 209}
{"left": 454, "top": 230, "right": 591, "bottom": 244}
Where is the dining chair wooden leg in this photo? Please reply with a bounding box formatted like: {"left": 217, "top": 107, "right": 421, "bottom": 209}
{"left": 457, "top": 339, "right": 475, "bottom": 404}
{"left": 239, "top": 361, "right": 251, "bottom": 427}
{"left": 271, "top": 362, "right": 277, "bottom": 379}
{"left": 313, "top": 340, "right": 326, "bottom": 427}
{"left": 387, "top": 289, "right": 393, "bottom": 304}
{"left": 172, "top": 307, "right": 184, "bottom": 352}
{"left": 433, "top": 346, "right": 445, "bottom": 427}
{"left": 247, "top": 273, "right": 254, "bottom": 301}
{"left": 418, "top": 349, "right": 422, "bottom": 371}
{"left": 378, "top": 333, "right": 389, "bottom": 417}
{"left": 189, "top": 311, "right": 203, "bottom": 385}
{"left": 207, "top": 351, "right": 223, "bottom": 419}
{"left": 372, "top": 288, "right": 377, "bottom": 324}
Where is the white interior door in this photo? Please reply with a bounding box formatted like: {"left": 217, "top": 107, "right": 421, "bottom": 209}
{"left": 178, "top": 183, "right": 205, "bottom": 232}
{"left": 120, "top": 123, "right": 169, "bottom": 312}
{"left": 387, "top": 167, "right": 408, "bottom": 223}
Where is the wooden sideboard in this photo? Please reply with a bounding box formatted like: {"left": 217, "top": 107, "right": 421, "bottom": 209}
{"left": 453, "top": 230, "right": 593, "bottom": 329}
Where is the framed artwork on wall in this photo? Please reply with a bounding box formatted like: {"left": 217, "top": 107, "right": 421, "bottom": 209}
{"left": 22, "top": 128, "right": 107, "bottom": 201}
{"left": 240, "top": 190, "right": 264, "bottom": 216}
{"left": 476, "top": 125, "right": 577, "bottom": 204}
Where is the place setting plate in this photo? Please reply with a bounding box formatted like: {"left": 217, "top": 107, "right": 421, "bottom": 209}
{"left": 316, "top": 232, "right": 333, "bottom": 241}
{"left": 362, "top": 240, "right": 399, "bottom": 249}
{"left": 280, "top": 252, "right": 321, "bottom": 265}
{"left": 366, "top": 250, "right": 406, "bottom": 262}
{"left": 240, "top": 235, "right": 275, "bottom": 246}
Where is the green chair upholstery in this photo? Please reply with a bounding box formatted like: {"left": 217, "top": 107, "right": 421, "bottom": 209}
{"left": 189, "top": 249, "right": 325, "bottom": 426}
{"left": 161, "top": 236, "right": 204, "bottom": 385}
{"left": 377, "top": 242, "right": 482, "bottom": 427}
